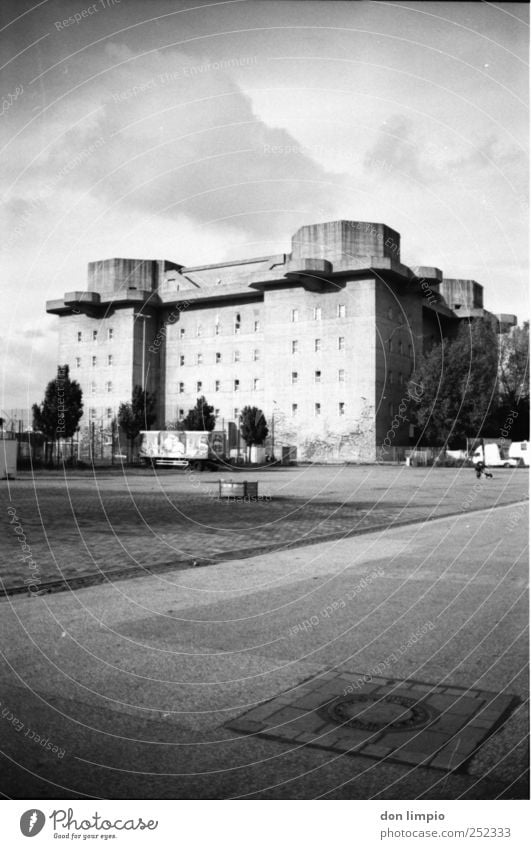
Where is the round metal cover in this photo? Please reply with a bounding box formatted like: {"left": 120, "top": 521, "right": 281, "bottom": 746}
{"left": 326, "top": 693, "right": 437, "bottom": 732}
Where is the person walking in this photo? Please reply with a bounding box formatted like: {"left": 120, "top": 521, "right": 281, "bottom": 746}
{"left": 474, "top": 460, "right": 493, "bottom": 479}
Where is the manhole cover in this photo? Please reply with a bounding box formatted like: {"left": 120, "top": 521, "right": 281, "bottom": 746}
{"left": 325, "top": 693, "right": 437, "bottom": 732}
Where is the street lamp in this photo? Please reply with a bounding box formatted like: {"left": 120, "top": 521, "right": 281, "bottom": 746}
{"left": 136, "top": 313, "right": 152, "bottom": 391}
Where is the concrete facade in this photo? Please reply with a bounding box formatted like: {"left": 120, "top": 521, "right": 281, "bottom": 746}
{"left": 46, "top": 220, "right": 509, "bottom": 462}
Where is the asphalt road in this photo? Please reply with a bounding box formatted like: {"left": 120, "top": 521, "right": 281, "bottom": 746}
{"left": 0, "top": 495, "right": 527, "bottom": 800}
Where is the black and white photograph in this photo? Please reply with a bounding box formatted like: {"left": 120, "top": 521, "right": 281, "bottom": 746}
{"left": 0, "top": 0, "right": 529, "bottom": 839}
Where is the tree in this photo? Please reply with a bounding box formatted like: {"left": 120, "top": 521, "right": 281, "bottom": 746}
{"left": 182, "top": 396, "right": 216, "bottom": 431}
{"left": 410, "top": 319, "right": 499, "bottom": 447}
{"left": 118, "top": 385, "right": 156, "bottom": 460}
{"left": 495, "top": 322, "right": 529, "bottom": 440}
{"left": 239, "top": 406, "right": 269, "bottom": 459}
{"left": 32, "top": 364, "right": 83, "bottom": 464}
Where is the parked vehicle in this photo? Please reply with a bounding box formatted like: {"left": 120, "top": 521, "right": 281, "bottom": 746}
{"left": 139, "top": 430, "right": 226, "bottom": 470}
{"left": 471, "top": 443, "right": 519, "bottom": 468}
{"left": 508, "top": 440, "right": 529, "bottom": 467}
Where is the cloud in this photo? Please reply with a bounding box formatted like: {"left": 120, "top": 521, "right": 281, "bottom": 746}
{"left": 363, "top": 115, "right": 423, "bottom": 182}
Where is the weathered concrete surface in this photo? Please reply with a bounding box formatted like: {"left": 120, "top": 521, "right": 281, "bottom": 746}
{"left": 0, "top": 498, "right": 527, "bottom": 800}
{"left": 1, "top": 465, "right": 526, "bottom": 592}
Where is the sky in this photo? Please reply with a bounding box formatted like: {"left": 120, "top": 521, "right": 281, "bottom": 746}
{"left": 1, "top": 0, "right": 528, "bottom": 413}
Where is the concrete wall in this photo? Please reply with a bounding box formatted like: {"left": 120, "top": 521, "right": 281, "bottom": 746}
{"left": 163, "top": 298, "right": 264, "bottom": 427}
{"left": 290, "top": 221, "right": 401, "bottom": 265}
{"left": 58, "top": 308, "right": 136, "bottom": 426}
{"left": 262, "top": 278, "right": 377, "bottom": 462}
{"left": 374, "top": 280, "right": 422, "bottom": 447}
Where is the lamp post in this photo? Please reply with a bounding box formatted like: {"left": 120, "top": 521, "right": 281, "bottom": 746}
{"left": 136, "top": 313, "right": 152, "bottom": 391}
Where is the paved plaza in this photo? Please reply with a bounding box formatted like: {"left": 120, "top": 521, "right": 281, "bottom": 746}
{"left": 0, "top": 464, "right": 528, "bottom": 799}
{"left": 1, "top": 464, "right": 527, "bottom": 593}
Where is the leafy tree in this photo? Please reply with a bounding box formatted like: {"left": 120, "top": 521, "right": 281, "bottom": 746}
{"left": 182, "top": 396, "right": 216, "bottom": 431}
{"left": 410, "top": 319, "right": 499, "bottom": 447}
{"left": 239, "top": 406, "right": 269, "bottom": 459}
{"left": 32, "top": 364, "right": 83, "bottom": 464}
{"left": 118, "top": 385, "right": 156, "bottom": 459}
{"left": 495, "top": 322, "right": 529, "bottom": 440}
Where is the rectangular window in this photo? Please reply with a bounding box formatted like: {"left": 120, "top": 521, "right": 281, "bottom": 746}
{"left": 388, "top": 338, "right": 393, "bottom": 353}
{"left": 215, "top": 316, "right": 221, "bottom": 335}
{"left": 338, "top": 337, "right": 345, "bottom": 350}
{"left": 106, "top": 381, "right": 112, "bottom": 393}
{"left": 90, "top": 407, "right": 96, "bottom": 419}
{"left": 197, "top": 381, "right": 202, "bottom": 393}
{"left": 399, "top": 372, "right": 403, "bottom": 384}
{"left": 179, "top": 382, "right": 184, "bottom": 393}
{"left": 234, "top": 379, "right": 240, "bottom": 391}
{"left": 77, "top": 331, "right": 82, "bottom": 342}
{"left": 398, "top": 340, "right": 403, "bottom": 355}
{"left": 253, "top": 349, "right": 260, "bottom": 361}
{"left": 315, "top": 338, "right": 321, "bottom": 352}
{"left": 215, "top": 380, "right": 220, "bottom": 392}
{"left": 338, "top": 369, "right": 345, "bottom": 382}
{"left": 197, "top": 353, "right": 203, "bottom": 365}
{"left": 216, "top": 352, "right": 221, "bottom": 364}
{"left": 76, "top": 357, "right": 81, "bottom": 368}
{"left": 313, "top": 306, "right": 322, "bottom": 320}
{"left": 196, "top": 324, "right": 202, "bottom": 337}
{"left": 234, "top": 408, "right": 239, "bottom": 420}
{"left": 90, "top": 382, "right": 96, "bottom": 395}
{"left": 338, "top": 304, "right": 346, "bottom": 318}
{"left": 315, "top": 370, "right": 321, "bottom": 383}
{"left": 315, "top": 403, "right": 321, "bottom": 416}
{"left": 389, "top": 371, "right": 394, "bottom": 384}
{"left": 179, "top": 409, "right": 184, "bottom": 418}
{"left": 339, "top": 402, "right": 345, "bottom": 416}
{"left": 215, "top": 408, "right": 220, "bottom": 417}
{"left": 254, "top": 320, "right": 260, "bottom": 332}
{"left": 292, "top": 340, "right": 298, "bottom": 354}
{"left": 108, "top": 355, "right": 113, "bottom": 366}
{"left": 253, "top": 378, "right": 260, "bottom": 390}
{"left": 408, "top": 344, "right": 412, "bottom": 358}
{"left": 180, "top": 354, "right": 185, "bottom": 366}
{"left": 292, "top": 403, "right": 298, "bottom": 416}
{"left": 234, "top": 313, "right": 241, "bottom": 334}
{"left": 291, "top": 308, "right": 299, "bottom": 322}
{"left": 234, "top": 351, "right": 240, "bottom": 363}
{"left": 108, "top": 328, "right": 113, "bottom": 340}
{"left": 180, "top": 327, "right": 185, "bottom": 339}
{"left": 106, "top": 407, "right": 113, "bottom": 419}
{"left": 291, "top": 372, "right": 298, "bottom": 385}
{"left": 92, "top": 356, "right": 97, "bottom": 367}
{"left": 93, "top": 330, "right": 98, "bottom": 340}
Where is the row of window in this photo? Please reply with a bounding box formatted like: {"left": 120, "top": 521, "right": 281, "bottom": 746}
{"left": 291, "top": 305, "right": 346, "bottom": 321}
{"left": 292, "top": 337, "right": 345, "bottom": 353}
{"left": 180, "top": 350, "right": 261, "bottom": 366}
{"left": 179, "top": 378, "right": 262, "bottom": 393}
{"left": 291, "top": 370, "right": 346, "bottom": 384}
{"left": 77, "top": 329, "right": 114, "bottom": 342}
{"left": 89, "top": 382, "right": 113, "bottom": 394}
{"left": 88, "top": 408, "right": 114, "bottom": 419}
{"left": 181, "top": 315, "right": 261, "bottom": 338}
{"left": 76, "top": 356, "right": 113, "bottom": 367}
{"left": 75, "top": 304, "right": 349, "bottom": 345}
{"left": 87, "top": 402, "right": 347, "bottom": 422}
{"left": 291, "top": 403, "right": 345, "bottom": 416}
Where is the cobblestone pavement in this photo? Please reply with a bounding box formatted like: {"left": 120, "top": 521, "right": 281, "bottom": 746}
{"left": 1, "top": 465, "right": 527, "bottom": 593}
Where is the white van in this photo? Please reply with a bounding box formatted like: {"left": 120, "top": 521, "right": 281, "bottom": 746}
{"left": 508, "top": 441, "right": 529, "bottom": 467}
{"left": 472, "top": 444, "right": 519, "bottom": 468}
